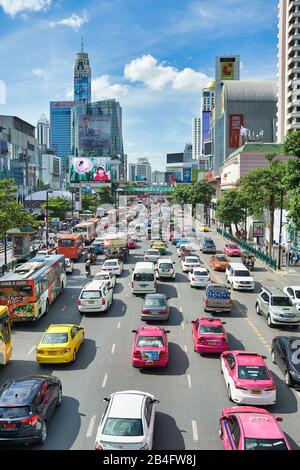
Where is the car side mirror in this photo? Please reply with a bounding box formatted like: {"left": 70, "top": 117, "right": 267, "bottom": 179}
{"left": 132, "top": 329, "right": 137, "bottom": 333}
{"left": 276, "top": 417, "right": 283, "bottom": 422}
{"left": 102, "top": 397, "right": 109, "bottom": 402}
{"left": 262, "top": 355, "right": 267, "bottom": 360}
{"left": 191, "top": 320, "right": 195, "bottom": 324}
{"left": 151, "top": 398, "right": 160, "bottom": 404}
{"left": 164, "top": 330, "right": 170, "bottom": 334}
{"left": 222, "top": 321, "right": 227, "bottom": 325}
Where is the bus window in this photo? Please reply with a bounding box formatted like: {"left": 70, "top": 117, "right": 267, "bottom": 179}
{"left": 58, "top": 239, "right": 74, "bottom": 247}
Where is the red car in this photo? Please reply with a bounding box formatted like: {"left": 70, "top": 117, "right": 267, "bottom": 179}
{"left": 132, "top": 326, "right": 169, "bottom": 368}
{"left": 192, "top": 317, "right": 228, "bottom": 354}
{"left": 128, "top": 238, "right": 137, "bottom": 249}
{"left": 219, "top": 406, "right": 291, "bottom": 450}
{"left": 224, "top": 243, "right": 242, "bottom": 257}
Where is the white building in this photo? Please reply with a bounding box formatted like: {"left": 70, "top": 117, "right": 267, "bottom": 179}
{"left": 128, "top": 163, "right": 136, "bottom": 182}
{"left": 152, "top": 171, "right": 166, "bottom": 184}
{"left": 37, "top": 114, "right": 50, "bottom": 148}
{"left": 192, "top": 117, "right": 201, "bottom": 159}
{"left": 201, "top": 85, "right": 215, "bottom": 112}
{"left": 277, "top": 0, "right": 300, "bottom": 142}
{"left": 136, "top": 158, "right": 152, "bottom": 183}
{"left": 39, "top": 152, "right": 61, "bottom": 190}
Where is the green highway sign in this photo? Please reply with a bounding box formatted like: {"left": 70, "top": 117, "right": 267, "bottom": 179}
{"left": 128, "top": 187, "right": 174, "bottom": 192}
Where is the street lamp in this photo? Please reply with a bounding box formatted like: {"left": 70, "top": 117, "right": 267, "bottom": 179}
{"left": 45, "top": 190, "right": 53, "bottom": 248}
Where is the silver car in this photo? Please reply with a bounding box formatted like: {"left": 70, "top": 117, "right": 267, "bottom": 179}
{"left": 255, "top": 287, "right": 300, "bottom": 328}
{"left": 141, "top": 294, "right": 170, "bottom": 321}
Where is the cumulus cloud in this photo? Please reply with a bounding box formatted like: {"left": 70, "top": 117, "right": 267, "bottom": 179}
{"left": 124, "top": 55, "right": 209, "bottom": 91}
{"left": 32, "top": 68, "right": 48, "bottom": 79}
{"left": 92, "top": 75, "right": 128, "bottom": 101}
{"left": 49, "top": 12, "right": 89, "bottom": 30}
{"left": 0, "top": 0, "right": 51, "bottom": 16}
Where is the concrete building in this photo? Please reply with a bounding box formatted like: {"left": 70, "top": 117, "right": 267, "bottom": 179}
{"left": 152, "top": 170, "right": 166, "bottom": 184}
{"left": 277, "top": 0, "right": 300, "bottom": 142}
{"left": 135, "top": 158, "right": 152, "bottom": 183}
{"left": 166, "top": 146, "right": 199, "bottom": 184}
{"left": 192, "top": 117, "right": 201, "bottom": 160}
{"left": 37, "top": 114, "right": 50, "bottom": 149}
{"left": 38, "top": 150, "right": 62, "bottom": 190}
{"left": 74, "top": 42, "right": 91, "bottom": 104}
{"left": 50, "top": 101, "right": 76, "bottom": 171}
{"left": 128, "top": 163, "right": 136, "bottom": 182}
{"left": 201, "top": 83, "right": 215, "bottom": 112}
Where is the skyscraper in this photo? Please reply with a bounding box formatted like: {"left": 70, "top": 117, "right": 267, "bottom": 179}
{"left": 74, "top": 39, "right": 91, "bottom": 104}
{"left": 50, "top": 101, "right": 76, "bottom": 170}
{"left": 37, "top": 113, "right": 50, "bottom": 148}
{"left": 192, "top": 117, "right": 201, "bottom": 160}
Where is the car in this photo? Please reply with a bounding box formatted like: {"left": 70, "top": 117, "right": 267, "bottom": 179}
{"left": 220, "top": 351, "right": 276, "bottom": 405}
{"left": 199, "top": 238, "right": 216, "bottom": 254}
{"left": 95, "top": 390, "right": 159, "bottom": 450}
{"left": 225, "top": 263, "right": 255, "bottom": 291}
{"left": 219, "top": 406, "right": 291, "bottom": 450}
{"left": 102, "top": 258, "right": 123, "bottom": 276}
{"left": 151, "top": 242, "right": 167, "bottom": 255}
{"left": 77, "top": 280, "right": 113, "bottom": 314}
{"left": 144, "top": 249, "right": 160, "bottom": 263}
{"left": 128, "top": 238, "right": 137, "bottom": 249}
{"left": 94, "top": 271, "right": 116, "bottom": 288}
{"left": 36, "top": 249, "right": 54, "bottom": 256}
{"left": 210, "top": 255, "right": 229, "bottom": 272}
{"left": 204, "top": 284, "right": 232, "bottom": 313}
{"left": 0, "top": 375, "right": 62, "bottom": 445}
{"left": 132, "top": 326, "right": 170, "bottom": 368}
{"left": 255, "top": 286, "right": 300, "bottom": 328}
{"left": 192, "top": 317, "right": 228, "bottom": 354}
{"left": 65, "top": 258, "right": 74, "bottom": 274}
{"left": 271, "top": 336, "right": 300, "bottom": 388}
{"left": 177, "top": 244, "right": 193, "bottom": 257}
{"left": 141, "top": 293, "right": 170, "bottom": 321}
{"left": 156, "top": 258, "right": 176, "bottom": 279}
{"left": 36, "top": 324, "right": 84, "bottom": 364}
{"left": 188, "top": 267, "right": 210, "bottom": 288}
{"left": 175, "top": 238, "right": 189, "bottom": 248}
{"left": 224, "top": 243, "right": 242, "bottom": 257}
{"left": 199, "top": 225, "right": 209, "bottom": 232}
{"left": 181, "top": 256, "right": 201, "bottom": 273}
{"left": 283, "top": 286, "right": 300, "bottom": 311}
{"left": 170, "top": 231, "right": 182, "bottom": 244}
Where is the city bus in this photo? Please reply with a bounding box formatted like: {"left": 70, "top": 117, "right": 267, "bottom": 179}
{"left": 73, "top": 222, "right": 96, "bottom": 244}
{"left": 0, "top": 306, "right": 12, "bottom": 365}
{"left": 56, "top": 233, "right": 83, "bottom": 261}
{"left": 0, "top": 254, "right": 66, "bottom": 322}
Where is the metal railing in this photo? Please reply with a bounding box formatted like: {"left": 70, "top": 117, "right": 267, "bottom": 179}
{"left": 216, "top": 228, "right": 277, "bottom": 270}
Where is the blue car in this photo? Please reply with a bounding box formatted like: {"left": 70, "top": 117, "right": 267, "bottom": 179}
{"left": 91, "top": 242, "right": 104, "bottom": 255}
{"left": 176, "top": 239, "right": 189, "bottom": 248}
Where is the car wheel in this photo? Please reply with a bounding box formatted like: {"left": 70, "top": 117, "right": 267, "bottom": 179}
{"left": 255, "top": 303, "right": 260, "bottom": 315}
{"left": 228, "top": 384, "right": 233, "bottom": 402}
{"left": 292, "top": 325, "right": 299, "bottom": 330}
{"left": 285, "top": 371, "right": 292, "bottom": 387}
{"left": 267, "top": 315, "right": 274, "bottom": 328}
{"left": 39, "top": 420, "right": 47, "bottom": 444}
{"left": 271, "top": 349, "right": 276, "bottom": 364}
{"left": 56, "top": 387, "right": 62, "bottom": 407}
{"left": 72, "top": 350, "right": 77, "bottom": 362}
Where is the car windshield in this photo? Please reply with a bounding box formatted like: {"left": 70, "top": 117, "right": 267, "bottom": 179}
{"left": 144, "top": 298, "right": 166, "bottom": 307}
{"left": 199, "top": 325, "right": 223, "bottom": 334}
{"left": 234, "top": 271, "right": 251, "bottom": 277}
{"left": 137, "top": 336, "right": 164, "bottom": 348}
{"left": 147, "top": 251, "right": 159, "bottom": 255}
{"left": 194, "top": 270, "right": 208, "bottom": 276}
{"left": 134, "top": 273, "right": 154, "bottom": 281}
{"left": 271, "top": 297, "right": 293, "bottom": 306}
{"left": 238, "top": 366, "right": 270, "bottom": 380}
{"left": 186, "top": 258, "right": 199, "bottom": 263}
{"left": 244, "top": 438, "right": 288, "bottom": 451}
{"left": 216, "top": 256, "right": 227, "bottom": 262}
{"left": 102, "top": 418, "right": 143, "bottom": 437}
{"left": 229, "top": 245, "right": 238, "bottom": 249}
{"left": 81, "top": 291, "right": 102, "bottom": 299}
{"left": 159, "top": 263, "right": 173, "bottom": 269}
{"left": 295, "top": 290, "right": 300, "bottom": 299}
{"left": 43, "top": 333, "right": 68, "bottom": 344}
{"left": 0, "top": 406, "right": 31, "bottom": 419}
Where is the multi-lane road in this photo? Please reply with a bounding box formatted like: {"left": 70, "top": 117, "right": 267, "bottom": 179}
{"left": 2, "top": 228, "right": 300, "bottom": 450}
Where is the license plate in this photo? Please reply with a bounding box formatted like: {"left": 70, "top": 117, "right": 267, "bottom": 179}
{"left": 146, "top": 361, "right": 154, "bottom": 366}
{"left": 207, "top": 340, "right": 217, "bottom": 345}
{"left": 3, "top": 423, "right": 16, "bottom": 429}
{"left": 140, "top": 284, "right": 148, "bottom": 287}
{"left": 48, "top": 351, "right": 57, "bottom": 355}
{"left": 88, "top": 300, "right": 95, "bottom": 304}
{"left": 251, "top": 389, "right": 261, "bottom": 395}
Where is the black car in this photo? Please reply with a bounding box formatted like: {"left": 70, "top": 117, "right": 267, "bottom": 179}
{"left": 271, "top": 336, "right": 300, "bottom": 388}
{"left": 0, "top": 375, "right": 62, "bottom": 445}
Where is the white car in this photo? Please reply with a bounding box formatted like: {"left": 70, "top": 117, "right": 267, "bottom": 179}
{"left": 65, "top": 258, "right": 74, "bottom": 274}
{"left": 102, "top": 259, "right": 123, "bottom": 276}
{"left": 95, "top": 390, "right": 159, "bottom": 450}
{"left": 225, "top": 263, "right": 255, "bottom": 291}
{"left": 188, "top": 267, "right": 210, "bottom": 287}
{"left": 94, "top": 271, "right": 116, "bottom": 288}
{"left": 144, "top": 249, "right": 160, "bottom": 263}
{"left": 283, "top": 286, "right": 300, "bottom": 311}
{"left": 181, "top": 256, "right": 201, "bottom": 273}
{"left": 78, "top": 280, "right": 113, "bottom": 314}
{"left": 156, "top": 258, "right": 176, "bottom": 279}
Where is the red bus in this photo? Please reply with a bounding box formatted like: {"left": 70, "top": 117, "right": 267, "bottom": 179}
{"left": 57, "top": 233, "right": 83, "bottom": 261}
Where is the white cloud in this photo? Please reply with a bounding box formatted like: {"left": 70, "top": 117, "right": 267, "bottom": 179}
{"left": 0, "top": 0, "right": 51, "bottom": 16}
{"left": 49, "top": 12, "right": 89, "bottom": 30}
{"left": 124, "top": 55, "right": 209, "bottom": 92}
{"left": 32, "top": 68, "right": 48, "bottom": 79}
{"left": 92, "top": 75, "right": 128, "bottom": 101}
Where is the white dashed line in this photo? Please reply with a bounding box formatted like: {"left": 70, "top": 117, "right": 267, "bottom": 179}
{"left": 117, "top": 322, "right": 121, "bottom": 329}
{"left": 192, "top": 420, "right": 199, "bottom": 442}
{"left": 62, "top": 306, "right": 66, "bottom": 311}
{"left": 86, "top": 415, "right": 96, "bottom": 438}
{"left": 102, "top": 374, "right": 108, "bottom": 388}
{"left": 111, "top": 344, "right": 115, "bottom": 355}
{"left": 181, "top": 321, "right": 185, "bottom": 331}
{"left": 184, "top": 345, "right": 188, "bottom": 353}
{"left": 72, "top": 295, "right": 75, "bottom": 299}
{"left": 180, "top": 306, "right": 183, "bottom": 313}
{"left": 28, "top": 346, "right": 36, "bottom": 355}
{"left": 178, "top": 293, "right": 181, "bottom": 299}
{"left": 187, "top": 374, "right": 192, "bottom": 388}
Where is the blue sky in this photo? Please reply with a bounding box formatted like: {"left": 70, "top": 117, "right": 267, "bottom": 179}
{"left": 0, "top": 0, "right": 278, "bottom": 170}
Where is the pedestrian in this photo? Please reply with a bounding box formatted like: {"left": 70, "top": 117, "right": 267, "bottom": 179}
{"left": 264, "top": 239, "right": 269, "bottom": 254}
{"left": 289, "top": 249, "right": 294, "bottom": 265}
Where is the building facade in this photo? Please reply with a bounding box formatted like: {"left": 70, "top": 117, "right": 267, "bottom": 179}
{"left": 74, "top": 49, "right": 91, "bottom": 104}
{"left": 135, "top": 158, "right": 152, "bottom": 183}
{"left": 128, "top": 163, "right": 136, "bottom": 182}
{"left": 50, "top": 101, "right": 76, "bottom": 170}
{"left": 37, "top": 114, "right": 50, "bottom": 149}
{"left": 192, "top": 117, "right": 201, "bottom": 160}
{"left": 152, "top": 170, "right": 166, "bottom": 184}
{"left": 38, "top": 150, "right": 62, "bottom": 190}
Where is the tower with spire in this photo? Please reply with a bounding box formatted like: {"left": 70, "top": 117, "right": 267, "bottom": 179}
{"left": 73, "top": 37, "right": 91, "bottom": 104}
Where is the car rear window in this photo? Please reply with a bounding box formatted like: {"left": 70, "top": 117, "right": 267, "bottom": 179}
{"left": 102, "top": 418, "right": 143, "bottom": 437}
{"left": 95, "top": 274, "right": 108, "bottom": 280}
{"left": 234, "top": 270, "right": 251, "bottom": 277}
{"left": 0, "top": 406, "right": 31, "bottom": 419}
{"left": 104, "top": 262, "right": 117, "bottom": 267}
{"left": 244, "top": 438, "right": 288, "bottom": 450}
{"left": 134, "top": 273, "right": 154, "bottom": 282}
{"left": 215, "top": 256, "right": 227, "bottom": 262}
{"left": 194, "top": 270, "right": 208, "bottom": 276}
{"left": 199, "top": 325, "right": 223, "bottom": 334}
{"left": 137, "top": 336, "right": 164, "bottom": 348}
{"left": 238, "top": 366, "right": 270, "bottom": 380}
{"left": 81, "top": 290, "right": 102, "bottom": 299}
{"left": 271, "top": 297, "right": 293, "bottom": 306}
{"left": 147, "top": 250, "right": 159, "bottom": 255}
{"left": 159, "top": 263, "right": 173, "bottom": 270}
{"left": 58, "top": 239, "right": 74, "bottom": 247}
{"left": 206, "top": 287, "right": 230, "bottom": 299}
{"left": 186, "top": 258, "right": 199, "bottom": 263}
{"left": 144, "top": 298, "right": 166, "bottom": 307}
{"left": 43, "top": 333, "right": 68, "bottom": 344}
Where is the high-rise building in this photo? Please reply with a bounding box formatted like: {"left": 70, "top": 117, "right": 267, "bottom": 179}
{"left": 277, "top": 0, "right": 300, "bottom": 142}
{"left": 152, "top": 171, "right": 166, "bottom": 184}
{"left": 74, "top": 41, "right": 91, "bottom": 104}
{"left": 128, "top": 163, "right": 136, "bottom": 182}
{"left": 192, "top": 118, "right": 201, "bottom": 159}
{"left": 37, "top": 114, "right": 50, "bottom": 149}
{"left": 201, "top": 84, "right": 215, "bottom": 112}
{"left": 135, "top": 158, "right": 152, "bottom": 183}
{"left": 50, "top": 101, "right": 76, "bottom": 170}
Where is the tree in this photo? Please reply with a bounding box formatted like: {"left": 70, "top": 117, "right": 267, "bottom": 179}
{"left": 172, "top": 185, "right": 191, "bottom": 205}
{"left": 283, "top": 131, "right": 300, "bottom": 230}
{"left": 188, "top": 181, "right": 216, "bottom": 221}
{"left": 82, "top": 194, "right": 99, "bottom": 212}
{"left": 41, "top": 197, "right": 71, "bottom": 220}
{"left": 216, "top": 190, "right": 246, "bottom": 235}
{"left": 97, "top": 187, "right": 114, "bottom": 206}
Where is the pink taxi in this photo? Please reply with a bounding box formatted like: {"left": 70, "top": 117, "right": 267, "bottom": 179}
{"left": 128, "top": 237, "right": 137, "bottom": 249}
{"left": 224, "top": 243, "right": 242, "bottom": 257}
{"left": 132, "top": 326, "right": 169, "bottom": 368}
{"left": 219, "top": 406, "right": 291, "bottom": 450}
{"left": 191, "top": 317, "right": 228, "bottom": 354}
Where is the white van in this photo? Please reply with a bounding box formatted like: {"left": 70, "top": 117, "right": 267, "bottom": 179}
{"left": 132, "top": 262, "right": 156, "bottom": 294}
{"left": 78, "top": 280, "right": 113, "bottom": 314}
{"left": 225, "top": 263, "right": 255, "bottom": 291}
{"left": 156, "top": 258, "right": 176, "bottom": 279}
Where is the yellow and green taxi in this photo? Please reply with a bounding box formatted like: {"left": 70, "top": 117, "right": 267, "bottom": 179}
{"left": 36, "top": 324, "right": 84, "bottom": 364}
{"left": 151, "top": 241, "right": 167, "bottom": 255}
{"left": 199, "top": 225, "right": 210, "bottom": 232}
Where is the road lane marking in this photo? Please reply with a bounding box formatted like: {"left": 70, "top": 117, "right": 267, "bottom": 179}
{"left": 86, "top": 415, "right": 96, "bottom": 438}
{"left": 187, "top": 374, "right": 192, "bottom": 388}
{"left": 62, "top": 306, "right": 66, "bottom": 311}
{"left": 72, "top": 295, "right": 75, "bottom": 299}
{"left": 111, "top": 344, "right": 115, "bottom": 354}
{"left": 184, "top": 344, "right": 188, "bottom": 353}
{"left": 181, "top": 321, "right": 185, "bottom": 330}
{"left": 117, "top": 322, "right": 121, "bottom": 329}
{"left": 192, "top": 420, "right": 199, "bottom": 442}
{"left": 180, "top": 307, "right": 183, "bottom": 313}
{"left": 102, "top": 374, "right": 108, "bottom": 388}
{"left": 28, "top": 346, "right": 36, "bottom": 355}
{"left": 178, "top": 293, "right": 181, "bottom": 299}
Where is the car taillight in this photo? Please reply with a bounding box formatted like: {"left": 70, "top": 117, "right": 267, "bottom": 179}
{"left": 36, "top": 349, "right": 44, "bottom": 354}
{"left": 61, "top": 348, "right": 70, "bottom": 353}
{"left": 229, "top": 299, "right": 233, "bottom": 305}
{"left": 95, "top": 441, "right": 103, "bottom": 450}
{"left": 102, "top": 299, "right": 106, "bottom": 305}
{"left": 198, "top": 338, "right": 205, "bottom": 344}
{"left": 21, "top": 415, "right": 39, "bottom": 426}
{"left": 154, "top": 281, "right": 157, "bottom": 287}
{"left": 265, "top": 384, "right": 276, "bottom": 391}
{"left": 133, "top": 351, "right": 142, "bottom": 358}
{"left": 235, "top": 383, "right": 248, "bottom": 390}
{"left": 159, "top": 310, "right": 167, "bottom": 314}
{"left": 204, "top": 299, "right": 209, "bottom": 305}
{"left": 192, "top": 276, "right": 196, "bottom": 281}
{"left": 77, "top": 299, "right": 81, "bottom": 306}
{"left": 221, "top": 337, "right": 227, "bottom": 343}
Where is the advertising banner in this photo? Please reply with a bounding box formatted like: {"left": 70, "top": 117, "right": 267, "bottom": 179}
{"left": 183, "top": 168, "right": 192, "bottom": 183}
{"left": 229, "top": 114, "right": 243, "bottom": 148}
{"left": 74, "top": 76, "right": 89, "bottom": 103}
{"left": 253, "top": 222, "right": 264, "bottom": 238}
{"left": 202, "top": 111, "right": 211, "bottom": 153}
{"left": 70, "top": 157, "right": 111, "bottom": 183}
{"left": 220, "top": 57, "right": 236, "bottom": 80}
{"left": 79, "top": 115, "right": 112, "bottom": 150}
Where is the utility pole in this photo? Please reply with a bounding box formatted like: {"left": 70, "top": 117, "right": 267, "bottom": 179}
{"left": 46, "top": 190, "right": 53, "bottom": 247}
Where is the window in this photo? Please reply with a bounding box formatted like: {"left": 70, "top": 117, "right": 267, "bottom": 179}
{"left": 234, "top": 270, "right": 250, "bottom": 277}
{"left": 137, "top": 336, "right": 164, "bottom": 348}
{"left": 271, "top": 296, "right": 293, "bottom": 306}
{"left": 287, "top": 288, "right": 294, "bottom": 298}
{"left": 0, "top": 406, "right": 30, "bottom": 419}
{"left": 102, "top": 418, "right": 143, "bottom": 436}
{"left": 226, "top": 355, "right": 235, "bottom": 370}
{"left": 134, "top": 273, "right": 154, "bottom": 282}
{"left": 43, "top": 333, "right": 68, "bottom": 344}
{"left": 228, "top": 416, "right": 240, "bottom": 447}
{"left": 238, "top": 366, "right": 270, "bottom": 380}
{"left": 244, "top": 438, "right": 288, "bottom": 450}
{"left": 199, "top": 325, "right": 223, "bottom": 334}
{"left": 144, "top": 398, "right": 153, "bottom": 427}
{"left": 58, "top": 239, "right": 74, "bottom": 247}
{"left": 144, "top": 298, "right": 166, "bottom": 307}
{"left": 261, "top": 292, "right": 269, "bottom": 303}
{"left": 71, "top": 327, "right": 78, "bottom": 339}
{"left": 41, "top": 278, "right": 48, "bottom": 293}
{"left": 81, "top": 290, "right": 102, "bottom": 299}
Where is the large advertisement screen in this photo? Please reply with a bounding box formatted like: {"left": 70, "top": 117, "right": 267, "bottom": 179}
{"left": 183, "top": 168, "right": 192, "bottom": 183}
{"left": 229, "top": 114, "right": 243, "bottom": 148}
{"left": 74, "top": 76, "right": 89, "bottom": 103}
{"left": 70, "top": 157, "right": 111, "bottom": 183}
{"left": 79, "top": 115, "right": 112, "bottom": 150}
{"left": 166, "top": 153, "right": 184, "bottom": 164}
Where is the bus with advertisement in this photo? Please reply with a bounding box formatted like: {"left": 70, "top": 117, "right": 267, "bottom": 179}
{"left": 0, "top": 306, "right": 12, "bottom": 365}
{"left": 56, "top": 233, "right": 84, "bottom": 261}
{"left": 0, "top": 254, "right": 66, "bottom": 322}
{"left": 73, "top": 221, "right": 96, "bottom": 244}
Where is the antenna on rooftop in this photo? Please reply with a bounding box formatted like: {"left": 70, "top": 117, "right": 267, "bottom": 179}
{"left": 81, "top": 36, "right": 84, "bottom": 53}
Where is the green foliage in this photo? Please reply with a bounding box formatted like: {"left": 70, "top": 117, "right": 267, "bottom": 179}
{"left": 82, "top": 194, "right": 99, "bottom": 212}
{"left": 283, "top": 130, "right": 300, "bottom": 158}
{"left": 172, "top": 182, "right": 215, "bottom": 209}
{"left": 283, "top": 131, "right": 300, "bottom": 230}
{"left": 41, "top": 197, "right": 71, "bottom": 220}
{"left": 216, "top": 190, "right": 246, "bottom": 227}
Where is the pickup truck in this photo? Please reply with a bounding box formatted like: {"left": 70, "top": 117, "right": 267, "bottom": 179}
{"left": 203, "top": 284, "right": 232, "bottom": 313}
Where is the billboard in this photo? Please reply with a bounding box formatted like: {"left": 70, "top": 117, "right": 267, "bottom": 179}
{"left": 220, "top": 57, "right": 236, "bottom": 81}
{"left": 202, "top": 111, "right": 210, "bottom": 153}
{"left": 74, "top": 76, "right": 89, "bottom": 103}
{"left": 229, "top": 114, "right": 243, "bottom": 148}
{"left": 166, "top": 153, "right": 184, "bottom": 164}
{"left": 135, "top": 175, "right": 147, "bottom": 182}
{"left": 70, "top": 157, "right": 111, "bottom": 183}
{"left": 253, "top": 222, "right": 264, "bottom": 238}
{"left": 79, "top": 115, "right": 112, "bottom": 150}
{"left": 183, "top": 168, "right": 192, "bottom": 183}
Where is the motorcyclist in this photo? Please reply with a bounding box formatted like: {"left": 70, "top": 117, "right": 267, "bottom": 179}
{"left": 85, "top": 260, "right": 91, "bottom": 277}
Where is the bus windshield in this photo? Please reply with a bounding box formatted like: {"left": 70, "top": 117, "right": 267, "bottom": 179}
{"left": 58, "top": 239, "right": 75, "bottom": 247}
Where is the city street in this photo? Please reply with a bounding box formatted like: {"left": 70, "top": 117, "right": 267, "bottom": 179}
{"left": 2, "top": 228, "right": 300, "bottom": 450}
